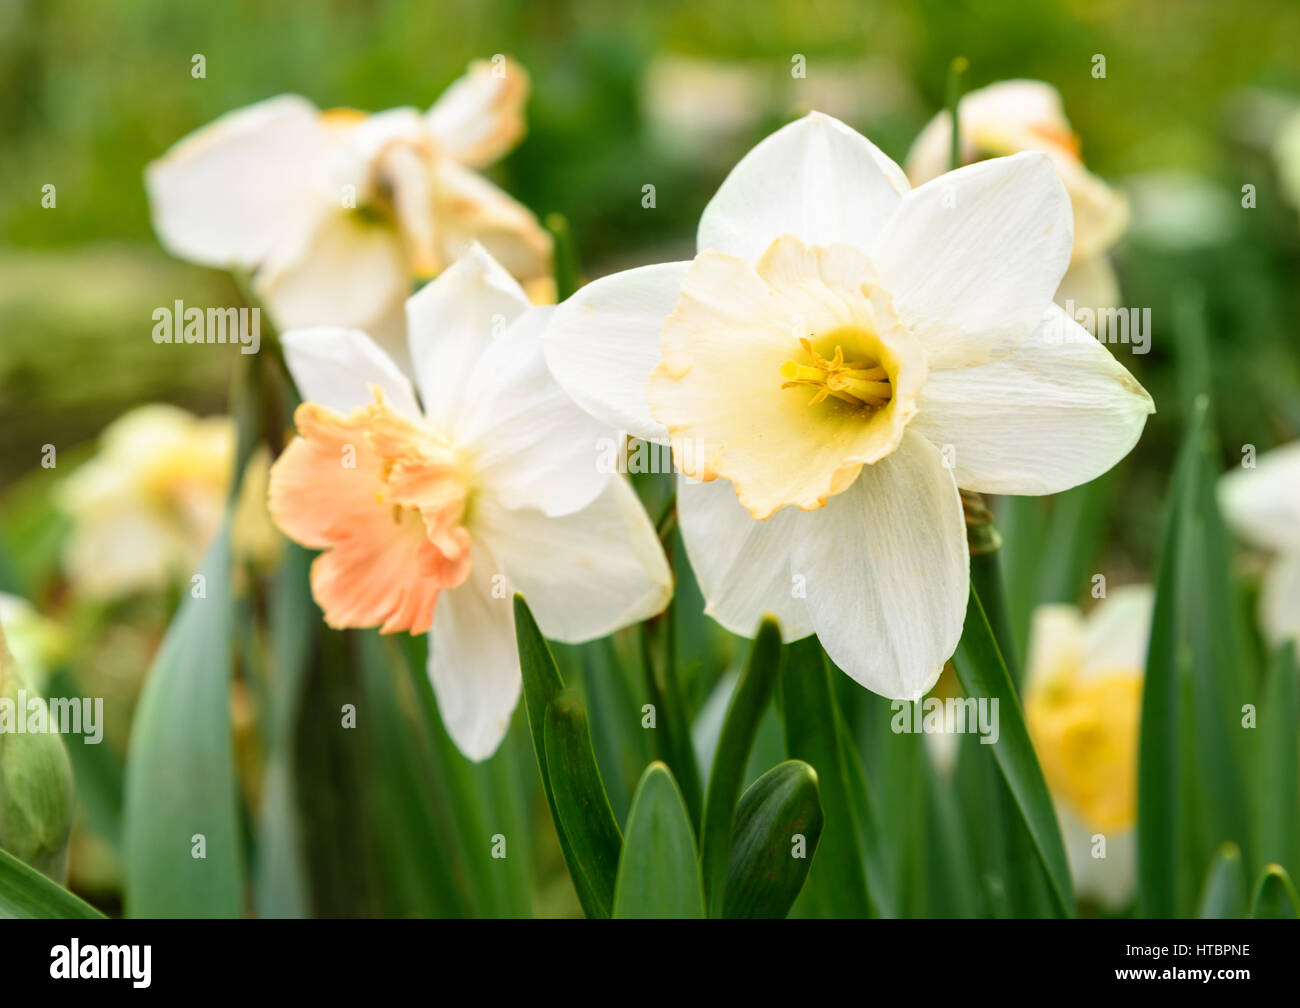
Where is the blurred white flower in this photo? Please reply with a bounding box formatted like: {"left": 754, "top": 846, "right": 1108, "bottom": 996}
{"left": 0, "top": 594, "right": 65, "bottom": 694}
{"left": 905, "top": 79, "right": 1129, "bottom": 313}
{"left": 1024, "top": 585, "right": 1152, "bottom": 910}
{"left": 268, "top": 244, "right": 672, "bottom": 760}
{"left": 545, "top": 112, "right": 1154, "bottom": 700}
{"left": 146, "top": 58, "right": 552, "bottom": 366}
{"left": 1219, "top": 441, "right": 1300, "bottom": 647}
{"left": 58, "top": 405, "right": 232, "bottom": 599}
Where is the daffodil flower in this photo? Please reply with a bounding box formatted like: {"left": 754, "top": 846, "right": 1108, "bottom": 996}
{"left": 57, "top": 405, "right": 235, "bottom": 598}
{"left": 1024, "top": 585, "right": 1152, "bottom": 909}
{"left": 905, "top": 80, "right": 1129, "bottom": 313}
{"left": 544, "top": 112, "right": 1154, "bottom": 700}
{"left": 146, "top": 58, "right": 552, "bottom": 365}
{"left": 1219, "top": 441, "right": 1300, "bottom": 647}
{"left": 267, "top": 245, "right": 672, "bottom": 759}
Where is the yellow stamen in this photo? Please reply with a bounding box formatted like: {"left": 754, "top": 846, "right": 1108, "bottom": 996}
{"left": 780, "top": 338, "right": 892, "bottom": 409}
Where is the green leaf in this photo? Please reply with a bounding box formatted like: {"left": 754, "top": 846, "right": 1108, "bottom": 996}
{"left": 253, "top": 541, "right": 314, "bottom": 919}
{"left": 515, "top": 595, "right": 617, "bottom": 917}
{"left": 780, "top": 638, "right": 886, "bottom": 917}
{"left": 1256, "top": 642, "right": 1299, "bottom": 881}
{"left": 1249, "top": 864, "right": 1299, "bottom": 918}
{"left": 1138, "top": 397, "right": 1206, "bottom": 917}
{"left": 722, "top": 760, "right": 823, "bottom": 918}
{"left": 613, "top": 762, "right": 704, "bottom": 918}
{"left": 699, "top": 618, "right": 781, "bottom": 916}
{"left": 0, "top": 846, "right": 103, "bottom": 919}
{"left": 951, "top": 583, "right": 1075, "bottom": 917}
{"left": 1196, "top": 843, "right": 1247, "bottom": 918}
{"left": 543, "top": 688, "right": 623, "bottom": 918}
{"left": 123, "top": 518, "right": 245, "bottom": 917}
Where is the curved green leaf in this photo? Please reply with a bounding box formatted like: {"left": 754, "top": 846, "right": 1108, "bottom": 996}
{"left": 723, "top": 760, "right": 823, "bottom": 918}
{"left": 613, "top": 762, "right": 703, "bottom": 918}
{"left": 0, "top": 847, "right": 103, "bottom": 919}
{"left": 123, "top": 519, "right": 244, "bottom": 917}
{"left": 1196, "top": 843, "right": 1246, "bottom": 919}
{"left": 1250, "top": 864, "right": 1299, "bottom": 918}
{"left": 515, "top": 595, "right": 603, "bottom": 916}
{"left": 544, "top": 689, "right": 623, "bottom": 918}
{"left": 952, "top": 584, "right": 1075, "bottom": 917}
{"left": 781, "top": 638, "right": 886, "bottom": 917}
{"left": 700, "top": 618, "right": 781, "bottom": 916}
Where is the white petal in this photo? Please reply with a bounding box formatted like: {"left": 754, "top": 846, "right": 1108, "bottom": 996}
{"left": 1218, "top": 441, "right": 1300, "bottom": 553}
{"left": 676, "top": 475, "right": 812, "bottom": 641}
{"left": 406, "top": 244, "right": 531, "bottom": 428}
{"left": 430, "top": 158, "right": 553, "bottom": 281}
{"left": 1054, "top": 255, "right": 1121, "bottom": 313}
{"left": 908, "top": 305, "right": 1154, "bottom": 496}
{"left": 474, "top": 476, "right": 672, "bottom": 643}
{"left": 698, "top": 111, "right": 908, "bottom": 262}
{"left": 425, "top": 57, "right": 529, "bottom": 168}
{"left": 543, "top": 261, "right": 690, "bottom": 442}
{"left": 1081, "top": 584, "right": 1153, "bottom": 678}
{"left": 1060, "top": 805, "right": 1136, "bottom": 910}
{"left": 429, "top": 539, "right": 521, "bottom": 761}
{"left": 457, "top": 306, "right": 611, "bottom": 516}
{"left": 279, "top": 328, "right": 420, "bottom": 419}
{"left": 254, "top": 207, "right": 409, "bottom": 356}
{"left": 873, "top": 152, "right": 1073, "bottom": 367}
{"left": 790, "top": 431, "right": 968, "bottom": 700}
{"left": 903, "top": 79, "right": 1070, "bottom": 187}
{"left": 146, "top": 95, "right": 331, "bottom": 269}
{"left": 1260, "top": 550, "right": 1300, "bottom": 648}
{"left": 1024, "top": 604, "right": 1085, "bottom": 690}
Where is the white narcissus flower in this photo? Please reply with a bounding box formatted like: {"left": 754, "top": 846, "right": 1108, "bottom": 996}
{"left": 905, "top": 80, "right": 1129, "bottom": 313}
{"left": 1024, "top": 585, "right": 1152, "bottom": 910}
{"left": 267, "top": 245, "right": 672, "bottom": 760}
{"left": 1219, "top": 441, "right": 1300, "bottom": 647}
{"left": 544, "top": 112, "right": 1154, "bottom": 700}
{"left": 57, "top": 404, "right": 233, "bottom": 599}
{"left": 145, "top": 58, "right": 552, "bottom": 366}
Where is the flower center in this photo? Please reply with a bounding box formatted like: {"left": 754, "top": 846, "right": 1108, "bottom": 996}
{"left": 780, "top": 337, "right": 892, "bottom": 409}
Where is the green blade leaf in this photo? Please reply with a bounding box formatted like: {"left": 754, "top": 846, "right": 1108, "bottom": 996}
{"left": 1249, "top": 864, "right": 1299, "bottom": 918}
{"left": 0, "top": 846, "right": 103, "bottom": 919}
{"left": 1257, "top": 642, "right": 1299, "bottom": 881}
{"left": 613, "top": 762, "right": 704, "bottom": 918}
{"left": 951, "top": 583, "right": 1075, "bottom": 917}
{"left": 780, "top": 638, "right": 888, "bottom": 917}
{"left": 1138, "top": 397, "right": 1207, "bottom": 917}
{"left": 515, "top": 594, "right": 600, "bottom": 915}
{"left": 722, "top": 759, "right": 823, "bottom": 918}
{"left": 544, "top": 688, "right": 623, "bottom": 918}
{"left": 123, "top": 518, "right": 245, "bottom": 917}
{"left": 699, "top": 618, "right": 781, "bottom": 916}
{"left": 1196, "top": 843, "right": 1247, "bottom": 919}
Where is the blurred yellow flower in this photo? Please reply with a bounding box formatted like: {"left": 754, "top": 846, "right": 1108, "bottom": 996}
{"left": 57, "top": 405, "right": 280, "bottom": 598}
{"left": 58, "top": 405, "right": 231, "bottom": 598}
{"left": 145, "top": 57, "right": 552, "bottom": 368}
{"left": 1024, "top": 585, "right": 1151, "bottom": 908}
{"left": 905, "top": 79, "right": 1129, "bottom": 313}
